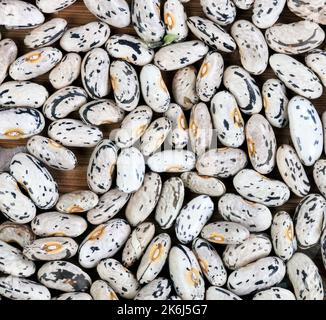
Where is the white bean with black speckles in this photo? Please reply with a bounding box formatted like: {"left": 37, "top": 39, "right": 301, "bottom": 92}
{"left": 245, "top": 114, "right": 276, "bottom": 174}
{"left": 0, "top": 276, "right": 50, "bottom": 300}
{"left": 137, "top": 233, "right": 171, "bottom": 284}
{"left": 262, "top": 79, "right": 288, "bottom": 128}
{"left": 115, "top": 105, "right": 153, "bottom": 149}
{"left": 196, "top": 147, "right": 248, "bottom": 178}
{"left": 97, "top": 258, "right": 140, "bottom": 299}
{"left": 134, "top": 277, "right": 171, "bottom": 300}
{"left": 187, "top": 16, "right": 236, "bottom": 53}
{"left": 48, "top": 119, "right": 103, "bottom": 148}
{"left": 154, "top": 40, "right": 209, "bottom": 71}
{"left": 181, "top": 172, "right": 225, "bottom": 197}
{"left": 269, "top": 54, "right": 323, "bottom": 99}
{"left": 206, "top": 286, "right": 242, "bottom": 300}
{"left": 155, "top": 177, "right": 184, "bottom": 230}
{"left": 122, "top": 222, "right": 155, "bottom": 268}
{"left": 210, "top": 91, "right": 245, "bottom": 148}
{"left": 193, "top": 238, "right": 227, "bottom": 286}
{"left": 31, "top": 212, "right": 87, "bottom": 238}
{"left": 132, "top": 0, "right": 165, "bottom": 45}
{"left": 306, "top": 49, "right": 326, "bottom": 88}
{"left": 172, "top": 66, "right": 199, "bottom": 110}
{"left": 83, "top": 0, "right": 130, "bottom": 28}
{"left": 0, "top": 240, "right": 35, "bottom": 277}
{"left": 140, "top": 64, "right": 170, "bottom": 113}
{"left": 79, "top": 100, "right": 124, "bottom": 127}
{"left": 223, "top": 234, "right": 272, "bottom": 270}
{"left": 106, "top": 34, "right": 154, "bottom": 66}
{"left": 266, "top": 21, "right": 325, "bottom": 55}
{"left": 223, "top": 65, "right": 262, "bottom": 114}
{"left": 189, "top": 102, "right": 213, "bottom": 156}
{"left": 276, "top": 144, "right": 310, "bottom": 197}
{"left": 0, "top": 107, "right": 45, "bottom": 140}
{"left": 231, "top": 20, "right": 268, "bottom": 75}
{"left": 169, "top": 245, "right": 205, "bottom": 300}
{"left": 0, "top": 81, "right": 48, "bottom": 108}
{"left": 79, "top": 218, "right": 131, "bottom": 269}
{"left": 56, "top": 190, "right": 99, "bottom": 214}
{"left": 288, "top": 96, "right": 323, "bottom": 166}
{"left": 49, "top": 53, "right": 81, "bottom": 90}
{"left": 9, "top": 47, "right": 62, "bottom": 81}
{"left": 252, "top": 0, "right": 286, "bottom": 29}
{"left": 81, "top": 48, "right": 111, "bottom": 99}
{"left": 24, "top": 18, "right": 67, "bottom": 49}
{"left": 147, "top": 150, "right": 196, "bottom": 173}
{"left": 0, "top": 81, "right": 49, "bottom": 108}
{"left": 60, "top": 21, "right": 110, "bottom": 53}
{"left": 200, "top": 0, "right": 236, "bottom": 26}
{"left": 201, "top": 221, "right": 250, "bottom": 245}
{"left": 125, "top": 172, "right": 162, "bottom": 227}
{"left": 294, "top": 194, "right": 326, "bottom": 249}
{"left": 0, "top": 39, "right": 18, "bottom": 85}
{"left": 110, "top": 60, "right": 140, "bottom": 112}
{"left": 38, "top": 260, "right": 92, "bottom": 292}
{"left": 139, "top": 117, "right": 172, "bottom": 157}
{"left": 10, "top": 153, "right": 58, "bottom": 210}
{"left": 0, "top": 172, "right": 36, "bottom": 224}
{"left": 23, "top": 237, "right": 78, "bottom": 261}
{"left": 0, "top": 222, "right": 35, "bottom": 248}
{"left": 164, "top": 104, "right": 189, "bottom": 149}
{"left": 27, "top": 135, "right": 77, "bottom": 171}
{"left": 87, "top": 189, "right": 130, "bottom": 225}
{"left": 87, "top": 139, "right": 117, "bottom": 194}
{"left": 253, "top": 287, "right": 296, "bottom": 300}
{"left": 287, "top": 252, "right": 324, "bottom": 300}
{"left": 271, "top": 211, "right": 297, "bottom": 262}
{"left": 313, "top": 159, "right": 326, "bottom": 198}
{"left": 36, "top": 0, "right": 77, "bottom": 13}
{"left": 90, "top": 280, "right": 119, "bottom": 300}
{"left": 287, "top": 0, "right": 326, "bottom": 25}
{"left": 43, "top": 86, "right": 87, "bottom": 121}
{"left": 164, "top": 0, "right": 188, "bottom": 44}
{"left": 176, "top": 195, "right": 214, "bottom": 244}
{"left": 227, "top": 256, "right": 286, "bottom": 296}
{"left": 0, "top": 0, "right": 45, "bottom": 29}
{"left": 196, "top": 52, "right": 224, "bottom": 102}
{"left": 116, "top": 147, "right": 145, "bottom": 193}
{"left": 218, "top": 193, "right": 272, "bottom": 232}
{"left": 233, "top": 169, "right": 290, "bottom": 207}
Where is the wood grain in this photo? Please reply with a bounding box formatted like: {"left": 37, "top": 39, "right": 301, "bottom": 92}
{"left": 0, "top": 0, "right": 326, "bottom": 291}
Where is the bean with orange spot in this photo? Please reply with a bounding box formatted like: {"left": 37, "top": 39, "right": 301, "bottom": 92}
{"left": 271, "top": 211, "right": 297, "bottom": 258}
{"left": 56, "top": 190, "right": 99, "bottom": 214}
{"left": 193, "top": 238, "right": 227, "bottom": 286}
{"left": 9, "top": 47, "right": 62, "bottom": 81}
{"left": 201, "top": 221, "right": 250, "bottom": 245}
{"left": 79, "top": 219, "right": 131, "bottom": 269}
{"left": 169, "top": 245, "right": 205, "bottom": 300}
{"left": 137, "top": 233, "right": 171, "bottom": 284}
{"left": 197, "top": 52, "right": 224, "bottom": 102}
{"left": 23, "top": 237, "right": 78, "bottom": 261}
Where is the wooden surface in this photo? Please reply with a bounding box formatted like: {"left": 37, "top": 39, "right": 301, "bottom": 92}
{"left": 1, "top": 0, "right": 326, "bottom": 294}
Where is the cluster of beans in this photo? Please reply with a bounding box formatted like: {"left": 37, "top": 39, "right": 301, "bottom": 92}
{"left": 0, "top": 0, "right": 325, "bottom": 300}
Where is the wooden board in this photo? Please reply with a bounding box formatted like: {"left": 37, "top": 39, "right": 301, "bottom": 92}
{"left": 1, "top": 0, "right": 326, "bottom": 293}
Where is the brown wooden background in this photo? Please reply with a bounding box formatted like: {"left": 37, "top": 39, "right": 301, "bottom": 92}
{"left": 1, "top": 0, "right": 326, "bottom": 295}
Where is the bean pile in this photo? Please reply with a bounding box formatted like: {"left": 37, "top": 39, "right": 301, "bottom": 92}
{"left": 0, "top": 0, "right": 326, "bottom": 301}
